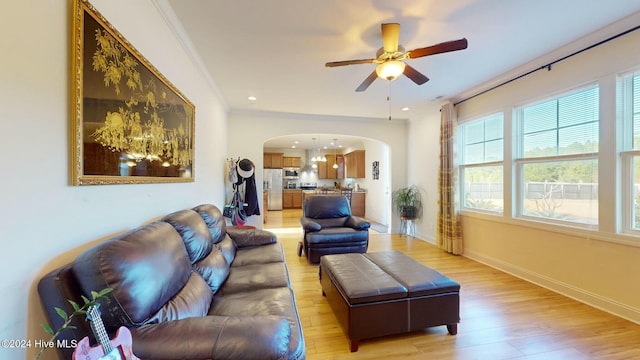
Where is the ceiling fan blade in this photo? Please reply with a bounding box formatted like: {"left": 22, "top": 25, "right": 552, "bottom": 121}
{"left": 355, "top": 71, "right": 378, "bottom": 92}
{"left": 403, "top": 64, "right": 429, "bottom": 85}
{"left": 325, "top": 58, "right": 376, "bottom": 67}
{"left": 407, "top": 38, "right": 468, "bottom": 59}
{"left": 381, "top": 23, "right": 400, "bottom": 53}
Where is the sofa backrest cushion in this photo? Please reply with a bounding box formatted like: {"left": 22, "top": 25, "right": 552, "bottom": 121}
{"left": 145, "top": 272, "right": 213, "bottom": 324}
{"left": 193, "top": 246, "right": 230, "bottom": 293}
{"left": 162, "top": 209, "right": 213, "bottom": 264}
{"left": 193, "top": 204, "right": 226, "bottom": 244}
{"left": 217, "top": 235, "right": 237, "bottom": 265}
{"left": 303, "top": 196, "right": 351, "bottom": 228}
{"left": 73, "top": 221, "right": 192, "bottom": 327}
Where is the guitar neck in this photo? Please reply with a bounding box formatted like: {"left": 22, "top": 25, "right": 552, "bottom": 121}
{"left": 87, "top": 306, "right": 114, "bottom": 354}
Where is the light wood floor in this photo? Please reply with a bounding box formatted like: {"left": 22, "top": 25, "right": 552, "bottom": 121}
{"left": 265, "top": 209, "right": 640, "bottom": 360}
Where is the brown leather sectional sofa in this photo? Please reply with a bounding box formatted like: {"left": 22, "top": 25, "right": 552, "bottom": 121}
{"left": 38, "top": 204, "right": 305, "bottom": 360}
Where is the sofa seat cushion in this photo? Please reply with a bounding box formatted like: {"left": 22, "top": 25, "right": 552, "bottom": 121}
{"left": 232, "top": 242, "right": 284, "bottom": 266}
{"left": 306, "top": 227, "right": 369, "bottom": 246}
{"left": 211, "top": 287, "right": 296, "bottom": 320}
{"left": 218, "top": 262, "right": 289, "bottom": 295}
{"left": 210, "top": 287, "right": 305, "bottom": 360}
{"left": 131, "top": 315, "right": 291, "bottom": 360}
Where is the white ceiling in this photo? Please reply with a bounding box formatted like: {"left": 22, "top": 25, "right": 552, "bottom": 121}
{"left": 163, "top": 0, "right": 640, "bottom": 149}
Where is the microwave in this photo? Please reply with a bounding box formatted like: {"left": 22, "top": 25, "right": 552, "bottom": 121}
{"left": 284, "top": 168, "right": 299, "bottom": 178}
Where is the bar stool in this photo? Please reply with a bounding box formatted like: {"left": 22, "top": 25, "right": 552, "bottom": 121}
{"left": 341, "top": 188, "right": 353, "bottom": 205}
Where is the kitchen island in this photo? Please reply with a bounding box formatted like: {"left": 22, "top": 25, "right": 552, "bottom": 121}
{"left": 302, "top": 189, "right": 366, "bottom": 217}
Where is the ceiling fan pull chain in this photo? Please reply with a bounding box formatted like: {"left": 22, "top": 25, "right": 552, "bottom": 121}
{"left": 388, "top": 82, "right": 392, "bottom": 120}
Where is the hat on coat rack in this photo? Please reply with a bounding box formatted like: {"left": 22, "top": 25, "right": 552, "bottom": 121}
{"left": 236, "top": 158, "right": 255, "bottom": 179}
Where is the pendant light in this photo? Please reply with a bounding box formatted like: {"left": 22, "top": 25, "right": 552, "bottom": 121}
{"left": 332, "top": 139, "right": 339, "bottom": 169}
{"left": 311, "top": 138, "right": 318, "bottom": 162}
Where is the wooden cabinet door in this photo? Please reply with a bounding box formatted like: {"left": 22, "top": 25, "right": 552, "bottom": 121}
{"left": 283, "top": 191, "right": 293, "bottom": 208}
{"left": 351, "top": 192, "right": 365, "bottom": 217}
{"left": 336, "top": 155, "right": 345, "bottom": 179}
{"left": 344, "top": 152, "right": 354, "bottom": 178}
{"left": 317, "top": 158, "right": 328, "bottom": 179}
{"left": 264, "top": 153, "right": 284, "bottom": 168}
{"left": 354, "top": 150, "right": 365, "bottom": 178}
{"left": 326, "top": 154, "right": 337, "bottom": 179}
{"left": 271, "top": 153, "right": 283, "bottom": 168}
{"left": 283, "top": 157, "right": 301, "bottom": 168}
{"left": 263, "top": 153, "right": 272, "bottom": 168}
{"left": 293, "top": 191, "right": 303, "bottom": 208}
{"left": 345, "top": 150, "right": 365, "bottom": 178}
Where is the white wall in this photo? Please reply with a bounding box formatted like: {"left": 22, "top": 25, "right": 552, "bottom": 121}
{"left": 408, "top": 13, "right": 640, "bottom": 322}
{"left": 227, "top": 110, "right": 407, "bottom": 230}
{"left": 407, "top": 102, "right": 444, "bottom": 241}
{"left": 0, "top": 1, "right": 227, "bottom": 358}
{"left": 361, "top": 138, "right": 391, "bottom": 230}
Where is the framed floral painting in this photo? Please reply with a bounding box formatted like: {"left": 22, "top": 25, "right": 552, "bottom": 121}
{"left": 72, "top": 0, "right": 195, "bottom": 185}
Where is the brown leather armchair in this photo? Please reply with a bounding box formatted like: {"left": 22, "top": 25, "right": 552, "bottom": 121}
{"left": 298, "top": 196, "right": 370, "bottom": 264}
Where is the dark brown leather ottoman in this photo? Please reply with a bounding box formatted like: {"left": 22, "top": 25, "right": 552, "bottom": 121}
{"left": 319, "top": 251, "right": 460, "bottom": 351}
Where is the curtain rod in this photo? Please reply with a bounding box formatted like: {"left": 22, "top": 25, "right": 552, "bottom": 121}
{"left": 454, "top": 23, "right": 640, "bottom": 106}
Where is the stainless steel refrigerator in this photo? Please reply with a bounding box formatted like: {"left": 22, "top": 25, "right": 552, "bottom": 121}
{"left": 264, "top": 169, "right": 283, "bottom": 210}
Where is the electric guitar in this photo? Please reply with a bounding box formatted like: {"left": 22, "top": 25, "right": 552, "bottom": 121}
{"left": 72, "top": 304, "right": 139, "bottom": 360}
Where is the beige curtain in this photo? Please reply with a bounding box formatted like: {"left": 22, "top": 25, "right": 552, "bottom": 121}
{"left": 436, "top": 102, "right": 463, "bottom": 255}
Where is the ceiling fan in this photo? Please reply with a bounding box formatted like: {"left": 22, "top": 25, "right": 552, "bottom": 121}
{"left": 325, "top": 23, "right": 468, "bottom": 92}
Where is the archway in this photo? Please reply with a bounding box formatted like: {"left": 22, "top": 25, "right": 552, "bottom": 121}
{"left": 263, "top": 133, "right": 391, "bottom": 233}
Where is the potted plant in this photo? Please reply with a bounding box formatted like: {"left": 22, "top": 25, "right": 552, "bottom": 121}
{"left": 35, "top": 288, "right": 113, "bottom": 360}
{"left": 392, "top": 185, "right": 423, "bottom": 219}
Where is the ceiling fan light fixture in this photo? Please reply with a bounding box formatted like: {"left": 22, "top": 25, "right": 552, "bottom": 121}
{"left": 376, "top": 60, "right": 405, "bottom": 81}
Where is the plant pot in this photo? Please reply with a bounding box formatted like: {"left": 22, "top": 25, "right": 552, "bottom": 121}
{"left": 400, "top": 205, "right": 417, "bottom": 219}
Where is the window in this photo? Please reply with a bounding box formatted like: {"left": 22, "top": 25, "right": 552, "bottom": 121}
{"left": 515, "top": 86, "right": 599, "bottom": 225}
{"left": 460, "top": 113, "right": 504, "bottom": 212}
{"left": 620, "top": 71, "right": 640, "bottom": 233}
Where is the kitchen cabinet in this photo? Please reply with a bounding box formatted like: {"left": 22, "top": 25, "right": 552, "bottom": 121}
{"left": 318, "top": 154, "right": 344, "bottom": 179}
{"left": 351, "top": 191, "right": 366, "bottom": 217}
{"left": 336, "top": 155, "right": 345, "bottom": 179}
{"left": 344, "top": 150, "right": 365, "bottom": 178}
{"left": 283, "top": 156, "right": 301, "bottom": 168}
{"left": 263, "top": 152, "right": 283, "bottom": 168}
{"left": 317, "top": 155, "right": 328, "bottom": 179}
{"left": 302, "top": 190, "right": 365, "bottom": 217}
{"left": 263, "top": 191, "right": 268, "bottom": 223}
{"left": 283, "top": 189, "right": 303, "bottom": 209}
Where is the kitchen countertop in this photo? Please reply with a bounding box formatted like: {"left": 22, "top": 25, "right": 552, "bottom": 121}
{"left": 302, "top": 189, "right": 366, "bottom": 193}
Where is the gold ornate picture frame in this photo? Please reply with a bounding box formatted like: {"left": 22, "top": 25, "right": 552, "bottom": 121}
{"left": 72, "top": 0, "right": 195, "bottom": 185}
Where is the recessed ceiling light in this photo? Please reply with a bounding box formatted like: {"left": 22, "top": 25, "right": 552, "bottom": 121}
{"left": 248, "top": 96, "right": 257, "bottom": 101}
{"left": 401, "top": 107, "right": 410, "bottom": 111}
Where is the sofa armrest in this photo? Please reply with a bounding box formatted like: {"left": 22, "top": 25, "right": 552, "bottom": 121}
{"left": 227, "top": 227, "right": 277, "bottom": 248}
{"left": 300, "top": 217, "right": 321, "bottom": 232}
{"left": 345, "top": 216, "right": 371, "bottom": 230}
{"left": 131, "top": 315, "right": 291, "bottom": 360}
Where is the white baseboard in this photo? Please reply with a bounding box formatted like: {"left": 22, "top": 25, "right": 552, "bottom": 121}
{"left": 463, "top": 249, "right": 640, "bottom": 325}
